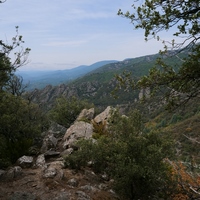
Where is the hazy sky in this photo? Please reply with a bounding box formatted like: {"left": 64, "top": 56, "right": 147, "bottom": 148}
{"left": 1, "top": 0, "right": 170, "bottom": 71}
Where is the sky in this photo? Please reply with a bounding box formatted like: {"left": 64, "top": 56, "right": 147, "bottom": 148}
{"left": 0, "top": 0, "right": 170, "bottom": 71}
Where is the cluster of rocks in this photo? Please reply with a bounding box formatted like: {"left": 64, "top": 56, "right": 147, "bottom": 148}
{"left": 0, "top": 106, "right": 119, "bottom": 200}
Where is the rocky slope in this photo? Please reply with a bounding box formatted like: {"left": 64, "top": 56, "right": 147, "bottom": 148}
{"left": 0, "top": 107, "right": 119, "bottom": 200}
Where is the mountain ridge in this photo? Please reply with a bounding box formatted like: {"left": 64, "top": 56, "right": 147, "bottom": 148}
{"left": 16, "top": 60, "right": 118, "bottom": 90}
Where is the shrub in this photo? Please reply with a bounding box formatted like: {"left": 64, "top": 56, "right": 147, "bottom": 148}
{"left": 0, "top": 93, "right": 49, "bottom": 168}
{"left": 65, "top": 109, "right": 175, "bottom": 199}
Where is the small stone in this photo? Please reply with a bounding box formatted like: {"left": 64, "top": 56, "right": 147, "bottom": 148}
{"left": 43, "top": 167, "right": 57, "bottom": 178}
{"left": 67, "top": 178, "right": 79, "bottom": 187}
{"left": 76, "top": 191, "right": 91, "bottom": 200}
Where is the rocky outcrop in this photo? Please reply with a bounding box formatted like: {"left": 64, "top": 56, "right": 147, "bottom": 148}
{"left": 0, "top": 107, "right": 118, "bottom": 200}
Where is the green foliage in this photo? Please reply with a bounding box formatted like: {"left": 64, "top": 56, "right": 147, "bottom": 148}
{"left": 117, "top": 0, "right": 200, "bottom": 110}
{"left": 0, "top": 93, "right": 49, "bottom": 167}
{"left": 48, "top": 96, "right": 92, "bottom": 128}
{"left": 118, "top": 0, "right": 199, "bottom": 42}
{"left": 0, "top": 55, "right": 12, "bottom": 90}
{"left": 65, "top": 110, "right": 175, "bottom": 199}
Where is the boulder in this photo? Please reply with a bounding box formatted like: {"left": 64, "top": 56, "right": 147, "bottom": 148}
{"left": 63, "top": 121, "right": 93, "bottom": 149}
{"left": 17, "top": 156, "right": 33, "bottom": 168}
{"left": 93, "top": 106, "right": 112, "bottom": 124}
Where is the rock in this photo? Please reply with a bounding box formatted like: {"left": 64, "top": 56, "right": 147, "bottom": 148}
{"left": 63, "top": 121, "right": 93, "bottom": 149}
{"left": 43, "top": 161, "right": 64, "bottom": 180}
{"left": 67, "top": 178, "right": 79, "bottom": 187}
{"left": 93, "top": 106, "right": 112, "bottom": 124}
{"left": 43, "top": 166, "right": 57, "bottom": 178}
{"left": 60, "top": 148, "right": 73, "bottom": 157}
{"left": 98, "top": 183, "right": 109, "bottom": 190}
{"left": 36, "top": 154, "right": 46, "bottom": 169}
{"left": 1, "top": 166, "right": 22, "bottom": 181}
{"left": 0, "top": 169, "right": 5, "bottom": 180}
{"left": 44, "top": 150, "right": 60, "bottom": 158}
{"left": 76, "top": 191, "right": 91, "bottom": 200}
{"left": 40, "top": 132, "right": 58, "bottom": 153}
{"left": 101, "top": 173, "right": 109, "bottom": 181}
{"left": 17, "top": 156, "right": 33, "bottom": 168}
{"left": 80, "top": 185, "right": 97, "bottom": 192}
{"left": 9, "top": 191, "right": 37, "bottom": 200}
{"left": 55, "top": 191, "right": 71, "bottom": 200}
{"left": 76, "top": 108, "right": 95, "bottom": 121}
{"left": 49, "top": 122, "right": 67, "bottom": 136}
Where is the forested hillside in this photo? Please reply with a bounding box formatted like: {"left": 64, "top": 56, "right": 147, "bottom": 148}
{"left": 27, "top": 49, "right": 189, "bottom": 110}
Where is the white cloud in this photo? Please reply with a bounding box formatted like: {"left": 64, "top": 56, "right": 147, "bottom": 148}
{"left": 42, "top": 39, "right": 88, "bottom": 47}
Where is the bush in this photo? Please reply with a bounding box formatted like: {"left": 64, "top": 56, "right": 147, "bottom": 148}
{"left": 65, "top": 109, "right": 175, "bottom": 199}
{"left": 0, "top": 93, "right": 49, "bottom": 168}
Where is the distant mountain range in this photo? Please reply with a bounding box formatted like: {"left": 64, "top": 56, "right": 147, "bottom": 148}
{"left": 16, "top": 60, "right": 118, "bottom": 90}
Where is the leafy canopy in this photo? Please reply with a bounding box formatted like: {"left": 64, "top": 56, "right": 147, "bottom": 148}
{"left": 49, "top": 96, "right": 92, "bottom": 128}
{"left": 117, "top": 0, "right": 200, "bottom": 109}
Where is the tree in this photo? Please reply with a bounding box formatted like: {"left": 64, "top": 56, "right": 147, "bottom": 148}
{"left": 48, "top": 96, "right": 93, "bottom": 128}
{"left": 4, "top": 75, "right": 28, "bottom": 96}
{"left": 117, "top": 0, "right": 200, "bottom": 109}
{"left": 0, "top": 1, "right": 38, "bottom": 168}
{"left": 0, "top": 93, "right": 49, "bottom": 168}
{"left": 0, "top": 26, "right": 30, "bottom": 91}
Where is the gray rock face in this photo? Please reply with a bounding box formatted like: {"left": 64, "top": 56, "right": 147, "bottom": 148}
{"left": 63, "top": 121, "right": 93, "bottom": 149}
{"left": 76, "top": 108, "right": 95, "bottom": 121}
{"left": 93, "top": 106, "right": 112, "bottom": 124}
{"left": 17, "top": 156, "right": 33, "bottom": 168}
